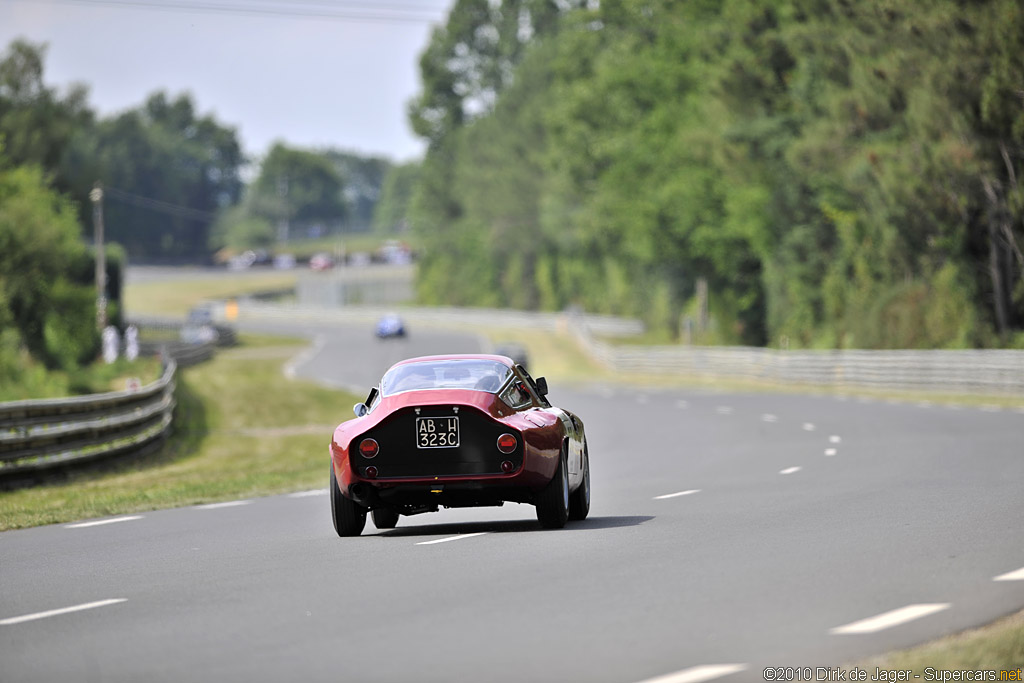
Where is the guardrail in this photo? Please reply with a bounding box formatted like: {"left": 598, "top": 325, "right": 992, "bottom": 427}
{"left": 0, "top": 360, "right": 177, "bottom": 479}
{"left": 568, "top": 317, "right": 1024, "bottom": 395}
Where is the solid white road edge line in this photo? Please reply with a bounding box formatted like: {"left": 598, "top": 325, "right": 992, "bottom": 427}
{"left": 196, "top": 500, "right": 251, "bottom": 510}
{"left": 994, "top": 566, "right": 1024, "bottom": 581}
{"left": 654, "top": 489, "right": 701, "bottom": 500}
{"left": 416, "top": 532, "right": 490, "bottom": 545}
{"left": 66, "top": 516, "right": 143, "bottom": 529}
{"left": 779, "top": 467, "right": 801, "bottom": 474}
{"left": 634, "top": 664, "right": 748, "bottom": 683}
{"left": 0, "top": 599, "right": 127, "bottom": 626}
{"left": 829, "top": 603, "right": 950, "bottom": 634}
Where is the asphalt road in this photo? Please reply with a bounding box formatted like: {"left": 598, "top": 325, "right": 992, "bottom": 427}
{"left": 2, "top": 320, "right": 1023, "bottom": 683}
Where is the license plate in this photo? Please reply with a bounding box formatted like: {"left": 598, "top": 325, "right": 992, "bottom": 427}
{"left": 416, "top": 416, "right": 459, "bottom": 448}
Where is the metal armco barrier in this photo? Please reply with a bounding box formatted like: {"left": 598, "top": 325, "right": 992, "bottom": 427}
{"left": 0, "top": 360, "right": 177, "bottom": 478}
{"left": 568, "top": 319, "right": 1024, "bottom": 395}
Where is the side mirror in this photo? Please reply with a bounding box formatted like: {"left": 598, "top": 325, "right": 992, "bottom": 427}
{"left": 353, "top": 402, "right": 369, "bottom": 418}
{"left": 534, "top": 376, "right": 548, "bottom": 397}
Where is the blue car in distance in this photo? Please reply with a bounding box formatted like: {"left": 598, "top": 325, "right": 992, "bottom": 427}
{"left": 375, "top": 314, "right": 406, "bottom": 339}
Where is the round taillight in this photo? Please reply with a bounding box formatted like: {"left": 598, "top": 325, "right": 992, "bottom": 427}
{"left": 359, "top": 438, "right": 379, "bottom": 458}
{"left": 496, "top": 433, "right": 517, "bottom": 454}
{"left": 364, "top": 466, "right": 378, "bottom": 479}
{"left": 501, "top": 460, "right": 515, "bottom": 473}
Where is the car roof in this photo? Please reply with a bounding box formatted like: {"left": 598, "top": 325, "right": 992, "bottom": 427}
{"left": 388, "top": 354, "right": 516, "bottom": 370}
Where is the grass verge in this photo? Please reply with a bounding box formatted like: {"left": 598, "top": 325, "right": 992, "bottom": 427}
{"left": 854, "top": 609, "right": 1024, "bottom": 673}
{"left": 124, "top": 271, "right": 298, "bottom": 317}
{"left": 0, "top": 335, "right": 359, "bottom": 531}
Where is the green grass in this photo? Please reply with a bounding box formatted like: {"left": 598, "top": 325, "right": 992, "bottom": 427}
{"left": 0, "top": 355, "right": 164, "bottom": 401}
{"left": 123, "top": 271, "right": 298, "bottom": 317}
{"left": 0, "top": 335, "right": 359, "bottom": 531}
{"left": 854, "top": 608, "right": 1024, "bottom": 674}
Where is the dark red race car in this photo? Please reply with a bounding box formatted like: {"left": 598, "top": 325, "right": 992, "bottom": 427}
{"left": 329, "top": 354, "right": 590, "bottom": 536}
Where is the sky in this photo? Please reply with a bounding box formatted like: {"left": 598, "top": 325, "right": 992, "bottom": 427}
{"left": 0, "top": 0, "right": 454, "bottom": 163}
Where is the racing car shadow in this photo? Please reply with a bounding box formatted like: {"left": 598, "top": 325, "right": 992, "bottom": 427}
{"left": 375, "top": 515, "right": 654, "bottom": 538}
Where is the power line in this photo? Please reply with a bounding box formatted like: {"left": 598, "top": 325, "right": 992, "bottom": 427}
{"left": 19, "top": 0, "right": 450, "bottom": 25}
{"left": 103, "top": 186, "right": 218, "bottom": 223}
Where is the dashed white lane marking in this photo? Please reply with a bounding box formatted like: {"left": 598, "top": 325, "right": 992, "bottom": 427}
{"left": 66, "top": 516, "right": 143, "bottom": 529}
{"left": 0, "top": 599, "right": 127, "bottom": 626}
{"left": 829, "top": 435, "right": 841, "bottom": 443}
{"left": 196, "top": 500, "right": 251, "bottom": 510}
{"left": 824, "top": 448, "right": 837, "bottom": 456}
{"left": 761, "top": 414, "right": 777, "bottom": 423}
{"left": 779, "top": 467, "right": 801, "bottom": 475}
{"left": 829, "top": 603, "right": 950, "bottom": 634}
{"left": 994, "top": 566, "right": 1024, "bottom": 581}
{"left": 654, "top": 489, "right": 701, "bottom": 500}
{"left": 416, "top": 532, "right": 490, "bottom": 545}
{"left": 676, "top": 400, "right": 689, "bottom": 409}
{"left": 716, "top": 406, "right": 733, "bottom": 415}
{"left": 634, "top": 664, "right": 748, "bottom": 683}
{"left": 288, "top": 489, "right": 328, "bottom": 498}
{"left": 802, "top": 423, "right": 815, "bottom": 431}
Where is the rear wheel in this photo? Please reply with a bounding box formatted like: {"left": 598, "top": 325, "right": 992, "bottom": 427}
{"left": 372, "top": 507, "right": 400, "bottom": 529}
{"left": 536, "top": 448, "right": 569, "bottom": 529}
{"left": 568, "top": 443, "right": 590, "bottom": 521}
{"left": 330, "top": 465, "right": 366, "bottom": 537}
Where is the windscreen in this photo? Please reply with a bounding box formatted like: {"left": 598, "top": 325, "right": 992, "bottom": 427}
{"left": 380, "top": 359, "right": 512, "bottom": 396}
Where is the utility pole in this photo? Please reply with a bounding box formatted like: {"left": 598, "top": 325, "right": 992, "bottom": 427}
{"left": 90, "top": 182, "right": 107, "bottom": 330}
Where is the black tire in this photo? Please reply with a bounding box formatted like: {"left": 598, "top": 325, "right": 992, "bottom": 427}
{"left": 330, "top": 465, "right": 366, "bottom": 537}
{"left": 536, "top": 448, "right": 570, "bottom": 529}
{"left": 372, "top": 507, "right": 400, "bottom": 529}
{"left": 568, "top": 443, "right": 590, "bottom": 521}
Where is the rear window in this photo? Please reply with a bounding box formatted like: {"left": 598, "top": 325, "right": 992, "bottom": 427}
{"left": 381, "top": 360, "right": 511, "bottom": 396}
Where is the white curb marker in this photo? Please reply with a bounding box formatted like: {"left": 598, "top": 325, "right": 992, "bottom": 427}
{"left": 416, "top": 532, "right": 490, "bottom": 545}
{"left": 1, "top": 599, "right": 127, "bottom": 626}
{"left": 994, "top": 566, "right": 1024, "bottom": 581}
{"left": 66, "top": 516, "right": 143, "bottom": 529}
{"left": 654, "top": 489, "right": 701, "bottom": 500}
{"left": 634, "top": 663, "right": 748, "bottom": 683}
{"left": 196, "top": 500, "right": 251, "bottom": 510}
{"left": 829, "top": 603, "right": 950, "bottom": 634}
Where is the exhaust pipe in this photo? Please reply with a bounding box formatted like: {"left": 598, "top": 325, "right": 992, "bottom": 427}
{"left": 349, "top": 483, "right": 373, "bottom": 505}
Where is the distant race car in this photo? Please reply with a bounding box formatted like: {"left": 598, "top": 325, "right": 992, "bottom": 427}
{"left": 329, "top": 354, "right": 591, "bottom": 536}
{"left": 375, "top": 314, "right": 406, "bottom": 338}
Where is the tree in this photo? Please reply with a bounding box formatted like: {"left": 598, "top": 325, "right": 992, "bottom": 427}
{"left": 83, "top": 91, "right": 244, "bottom": 261}
{"left": 0, "top": 157, "right": 97, "bottom": 370}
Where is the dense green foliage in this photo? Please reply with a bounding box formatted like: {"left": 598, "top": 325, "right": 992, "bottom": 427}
{"left": 409, "top": 0, "right": 1024, "bottom": 348}
{"left": 0, "top": 159, "right": 98, "bottom": 376}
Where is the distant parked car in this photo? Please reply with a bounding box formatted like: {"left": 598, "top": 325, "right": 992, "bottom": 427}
{"left": 375, "top": 314, "right": 406, "bottom": 339}
{"left": 274, "top": 253, "right": 296, "bottom": 269}
{"left": 309, "top": 253, "right": 334, "bottom": 271}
